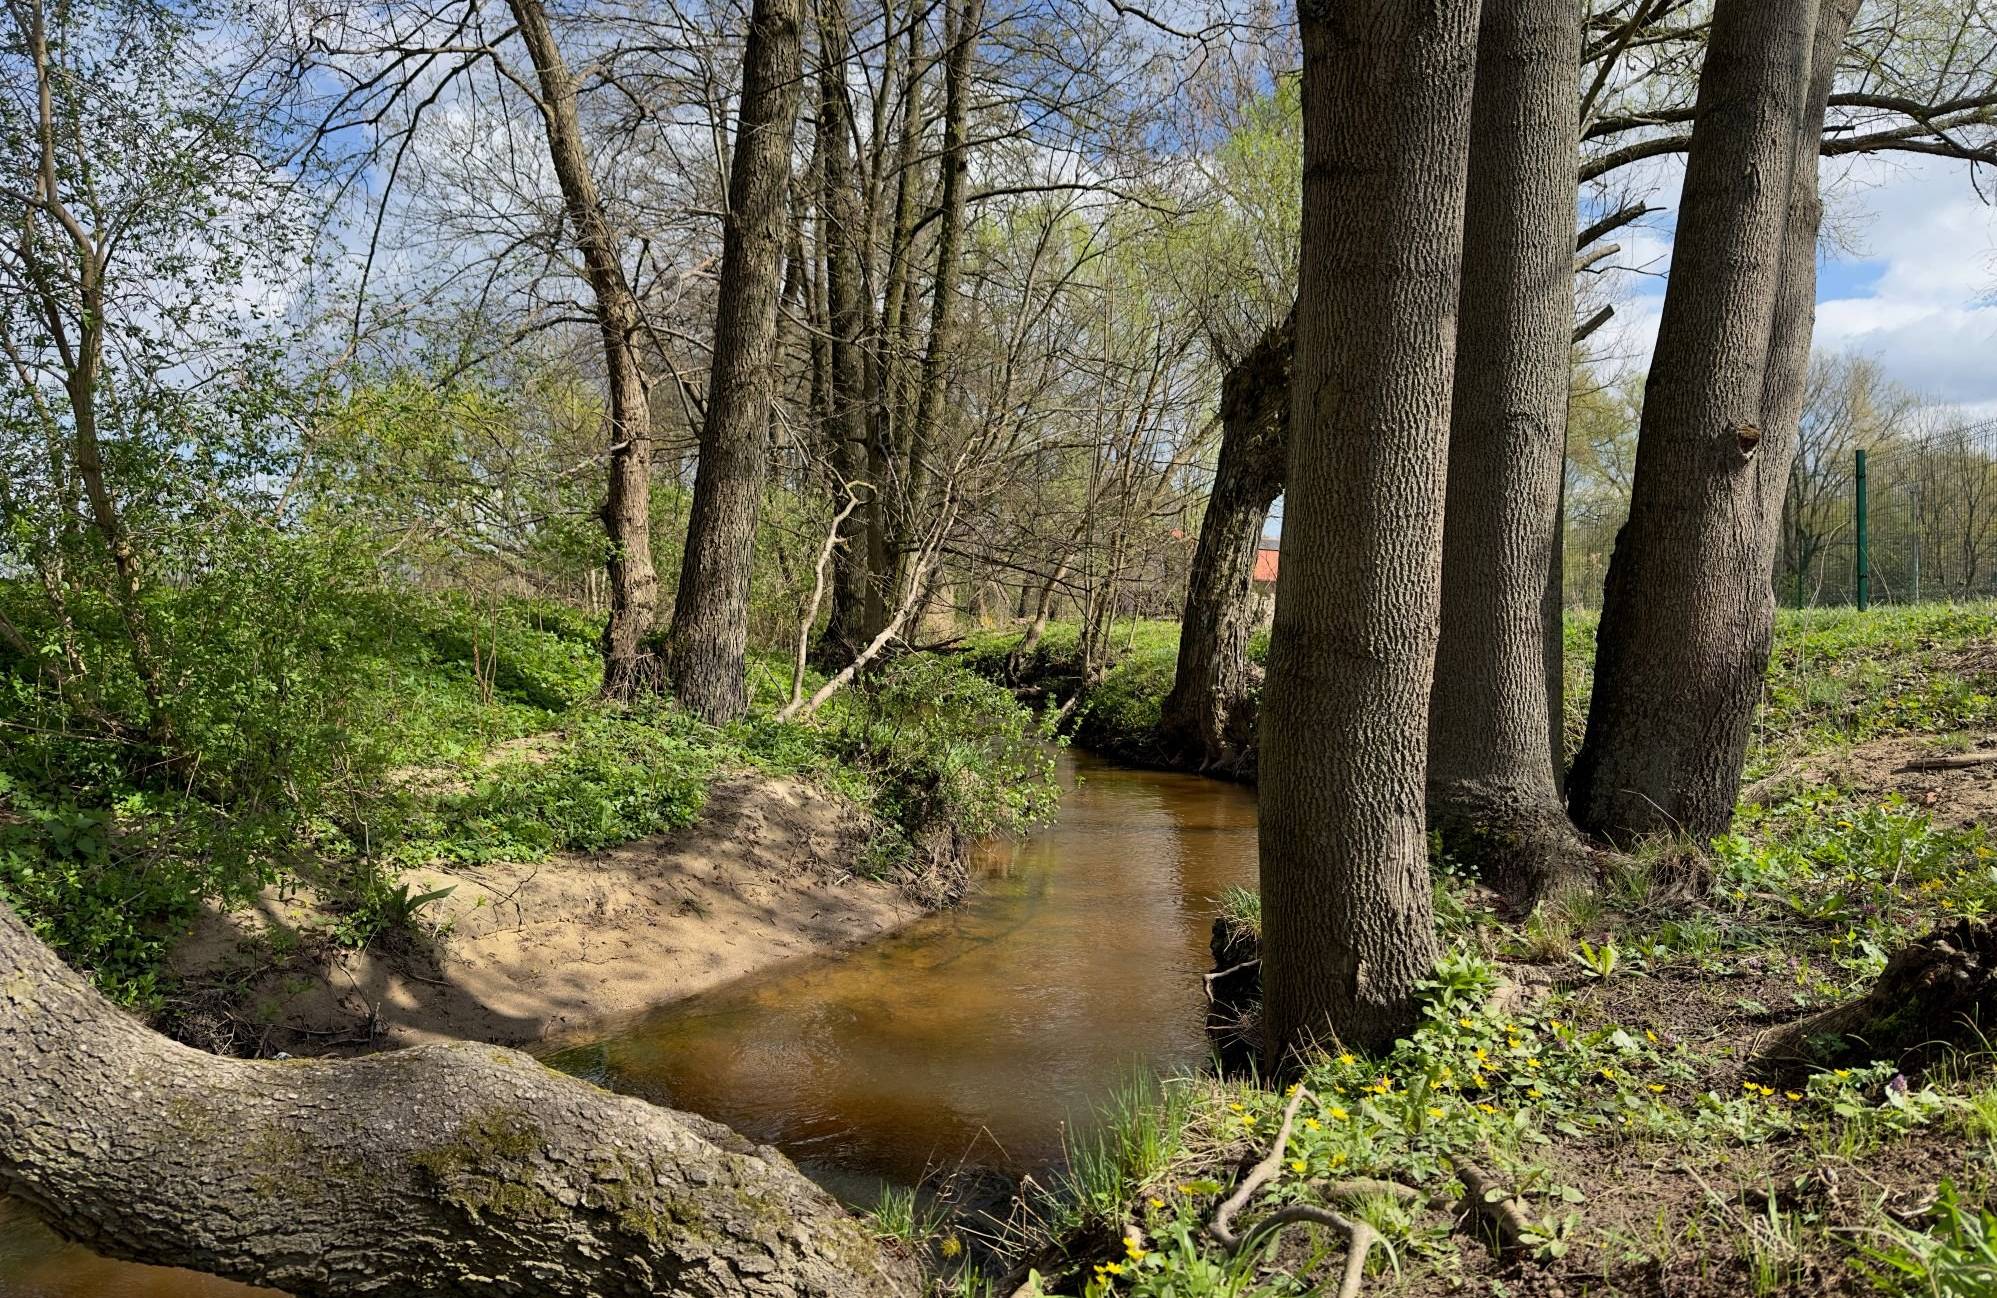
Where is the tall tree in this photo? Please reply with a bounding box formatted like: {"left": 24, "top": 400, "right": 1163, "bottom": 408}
{"left": 812, "top": 0, "right": 874, "bottom": 666}
{"left": 664, "top": 0, "right": 808, "bottom": 724}
{"left": 1569, "top": 0, "right": 1822, "bottom": 843}
{"left": 1425, "top": 0, "right": 1585, "bottom": 906}
{"left": 1157, "top": 311, "right": 1290, "bottom": 776}
{"left": 1258, "top": 0, "right": 1479, "bottom": 1064}
{"left": 506, "top": 0, "right": 660, "bottom": 699}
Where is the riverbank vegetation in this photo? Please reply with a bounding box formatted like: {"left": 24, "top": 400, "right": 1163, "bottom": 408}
{"left": 0, "top": 576, "right": 1058, "bottom": 1010}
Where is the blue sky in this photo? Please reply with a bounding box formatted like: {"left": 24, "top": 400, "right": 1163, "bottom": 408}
{"left": 1606, "top": 152, "right": 1997, "bottom": 418}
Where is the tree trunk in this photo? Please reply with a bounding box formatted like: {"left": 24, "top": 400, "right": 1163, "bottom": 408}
{"left": 1425, "top": 0, "right": 1585, "bottom": 908}
{"left": 1258, "top": 0, "right": 1477, "bottom": 1066}
{"left": 0, "top": 901, "right": 917, "bottom": 1298}
{"left": 508, "top": 0, "right": 660, "bottom": 699}
{"left": 813, "top": 0, "right": 874, "bottom": 668}
{"left": 1569, "top": 0, "right": 1822, "bottom": 844}
{"left": 665, "top": 0, "right": 807, "bottom": 724}
{"left": 897, "top": 0, "right": 982, "bottom": 602}
{"left": 1755, "top": 0, "right": 1863, "bottom": 600}
{"left": 1159, "top": 312, "right": 1292, "bottom": 777}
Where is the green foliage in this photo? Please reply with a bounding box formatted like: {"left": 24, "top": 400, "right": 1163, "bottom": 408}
{"left": 817, "top": 654, "right": 1062, "bottom": 856}
{"left": 1853, "top": 1181, "right": 1997, "bottom": 1297}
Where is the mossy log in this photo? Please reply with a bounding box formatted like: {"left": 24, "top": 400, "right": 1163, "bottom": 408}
{"left": 1753, "top": 919, "right": 1997, "bottom": 1077}
{"left": 0, "top": 899, "right": 918, "bottom": 1297}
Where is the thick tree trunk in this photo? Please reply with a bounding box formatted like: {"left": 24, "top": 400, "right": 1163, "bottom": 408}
{"left": 1569, "top": 0, "right": 1822, "bottom": 843}
{"left": 1159, "top": 312, "right": 1292, "bottom": 777}
{"left": 813, "top": 0, "right": 874, "bottom": 668}
{"left": 1258, "top": 0, "right": 1477, "bottom": 1066}
{"left": 1425, "top": 0, "right": 1585, "bottom": 908}
{"left": 665, "top": 0, "right": 807, "bottom": 725}
{"left": 509, "top": 0, "right": 661, "bottom": 699}
{"left": 0, "top": 901, "right": 917, "bottom": 1298}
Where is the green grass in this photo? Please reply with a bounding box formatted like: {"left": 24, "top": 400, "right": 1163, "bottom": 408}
{"left": 969, "top": 603, "right": 1997, "bottom": 783}
{"left": 0, "top": 586, "right": 1059, "bottom": 1004}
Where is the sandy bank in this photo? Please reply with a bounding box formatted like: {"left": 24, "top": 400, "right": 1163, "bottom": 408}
{"left": 169, "top": 772, "right": 925, "bottom": 1053}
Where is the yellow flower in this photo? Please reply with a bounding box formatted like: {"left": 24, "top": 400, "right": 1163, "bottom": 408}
{"left": 1525, "top": 1058, "right": 1541, "bottom": 1070}
{"left": 1648, "top": 1084, "right": 1665, "bottom": 1094}
{"left": 1148, "top": 1197, "right": 1165, "bottom": 1210}
{"left": 1459, "top": 1016, "right": 1476, "bottom": 1028}
{"left": 1337, "top": 1052, "right": 1357, "bottom": 1065}
{"left": 940, "top": 1233, "right": 963, "bottom": 1259}
{"left": 1241, "top": 1114, "right": 1258, "bottom": 1127}
{"left": 1125, "top": 1239, "right": 1147, "bottom": 1261}
{"left": 1104, "top": 1261, "right": 1125, "bottom": 1275}
{"left": 1329, "top": 1106, "right": 1349, "bottom": 1121}
{"left": 1289, "top": 1159, "right": 1306, "bottom": 1174}
{"left": 1786, "top": 1091, "right": 1802, "bottom": 1101}
{"left": 1474, "top": 1047, "right": 1490, "bottom": 1063}
{"left": 1550, "top": 1018, "right": 1564, "bottom": 1030}
{"left": 1476, "top": 1103, "right": 1497, "bottom": 1115}
{"left": 1644, "top": 1029, "right": 1658, "bottom": 1043}
{"left": 1599, "top": 1068, "right": 1615, "bottom": 1080}
{"left": 1427, "top": 1106, "right": 1446, "bottom": 1119}
{"left": 1834, "top": 1069, "right": 1851, "bottom": 1079}
{"left": 1229, "top": 1103, "right": 1245, "bottom": 1113}
{"left": 1303, "top": 1117, "right": 1321, "bottom": 1131}
{"left": 1527, "top": 1087, "right": 1544, "bottom": 1099}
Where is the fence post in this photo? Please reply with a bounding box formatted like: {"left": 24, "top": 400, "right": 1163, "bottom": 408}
{"left": 1855, "top": 448, "right": 1870, "bottom": 611}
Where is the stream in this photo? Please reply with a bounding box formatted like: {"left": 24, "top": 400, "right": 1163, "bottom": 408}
{"left": 0, "top": 750, "right": 1259, "bottom": 1296}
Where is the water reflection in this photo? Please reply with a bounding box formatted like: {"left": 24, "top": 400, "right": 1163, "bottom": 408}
{"left": 544, "top": 750, "right": 1260, "bottom": 1202}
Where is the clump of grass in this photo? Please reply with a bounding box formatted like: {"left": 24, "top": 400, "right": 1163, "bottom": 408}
{"left": 1214, "top": 886, "right": 1261, "bottom": 942}
{"left": 1851, "top": 1180, "right": 1997, "bottom": 1297}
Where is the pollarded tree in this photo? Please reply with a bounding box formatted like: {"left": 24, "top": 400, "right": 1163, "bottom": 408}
{"left": 1425, "top": 0, "right": 1586, "bottom": 907}
{"left": 1258, "top": 0, "right": 1478, "bottom": 1064}
{"left": 664, "top": 0, "right": 808, "bottom": 724}
{"left": 0, "top": 899, "right": 918, "bottom": 1297}
{"left": 1569, "top": 0, "right": 1847, "bottom": 843}
{"left": 1157, "top": 311, "right": 1289, "bottom": 776}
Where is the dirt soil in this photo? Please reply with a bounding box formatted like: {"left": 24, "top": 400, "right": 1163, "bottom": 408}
{"left": 168, "top": 772, "right": 922, "bottom": 1055}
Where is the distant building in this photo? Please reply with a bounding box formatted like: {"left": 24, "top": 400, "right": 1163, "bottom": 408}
{"left": 1252, "top": 540, "right": 1279, "bottom": 623}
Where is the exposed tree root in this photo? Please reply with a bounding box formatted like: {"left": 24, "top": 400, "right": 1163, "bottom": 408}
{"left": 1449, "top": 1158, "right": 1538, "bottom": 1256}
{"left": 1753, "top": 918, "right": 1997, "bottom": 1076}
{"left": 1204, "top": 1086, "right": 1384, "bottom": 1298}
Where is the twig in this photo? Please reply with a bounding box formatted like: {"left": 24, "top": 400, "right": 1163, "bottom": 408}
{"left": 1897, "top": 752, "right": 1997, "bottom": 772}
{"left": 785, "top": 486, "right": 865, "bottom": 714}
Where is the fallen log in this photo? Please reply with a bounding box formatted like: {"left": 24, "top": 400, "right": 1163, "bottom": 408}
{"left": 0, "top": 899, "right": 919, "bottom": 1297}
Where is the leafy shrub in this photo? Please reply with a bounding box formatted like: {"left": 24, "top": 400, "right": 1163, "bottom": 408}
{"left": 822, "top": 655, "right": 1061, "bottom": 852}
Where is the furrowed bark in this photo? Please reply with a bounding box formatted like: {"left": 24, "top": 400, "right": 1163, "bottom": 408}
{"left": 666, "top": 0, "right": 807, "bottom": 725}
{"left": 1259, "top": 0, "right": 1477, "bottom": 1066}
{"left": 1570, "top": 0, "right": 1823, "bottom": 843}
{"left": 1426, "top": 0, "right": 1586, "bottom": 908}
{"left": 508, "top": 0, "right": 660, "bottom": 699}
{"left": 0, "top": 900, "right": 918, "bottom": 1298}
{"left": 1159, "top": 312, "right": 1292, "bottom": 778}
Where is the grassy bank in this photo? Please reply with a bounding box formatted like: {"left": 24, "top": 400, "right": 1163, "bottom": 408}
{"left": 917, "top": 603, "right": 1997, "bottom": 1297}
{"left": 967, "top": 604, "right": 1997, "bottom": 780}
{"left": 0, "top": 584, "right": 1059, "bottom": 1009}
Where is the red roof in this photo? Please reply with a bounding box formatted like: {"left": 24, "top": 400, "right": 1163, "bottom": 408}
{"left": 1252, "top": 547, "right": 1280, "bottom": 584}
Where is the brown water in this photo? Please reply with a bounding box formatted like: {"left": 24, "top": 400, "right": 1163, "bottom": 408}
{"left": 0, "top": 750, "right": 1257, "bottom": 1295}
